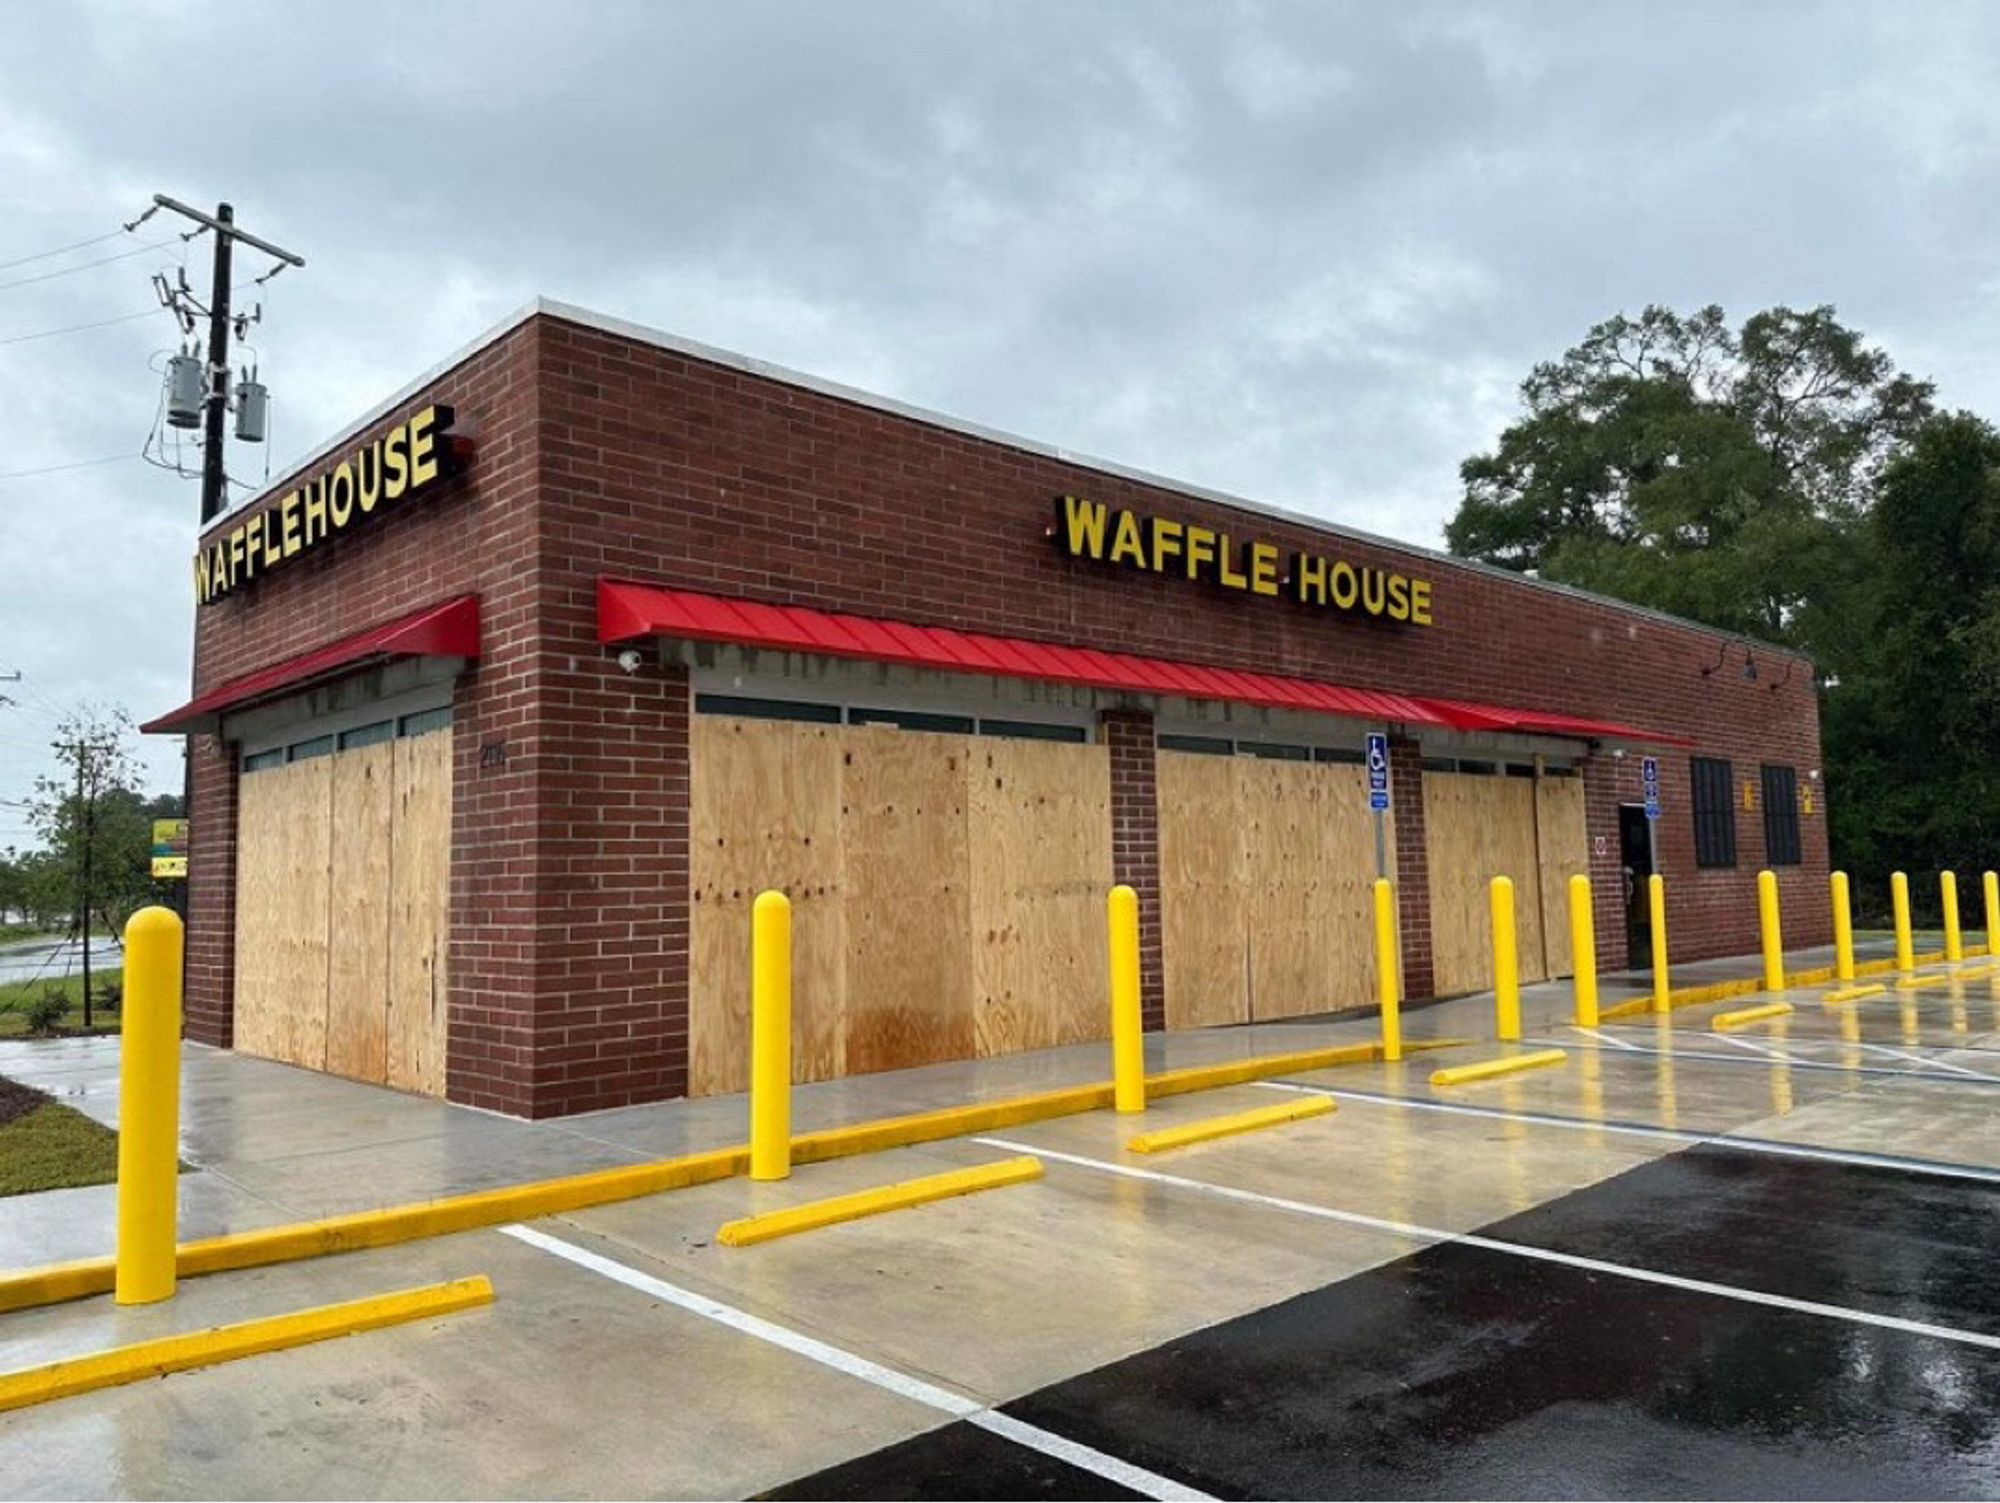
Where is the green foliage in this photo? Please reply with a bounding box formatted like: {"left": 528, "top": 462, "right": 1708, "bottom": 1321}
{"left": 1446, "top": 303, "right": 2000, "bottom": 903}
{"left": 22, "top": 988, "right": 67, "bottom": 1035}
{"left": 1821, "top": 414, "right": 2000, "bottom": 896}
{"left": 1448, "top": 303, "right": 1932, "bottom": 650}
{"left": 0, "top": 970, "right": 124, "bottom": 1037}
{"left": 0, "top": 1088, "right": 119, "bottom": 1198}
{"left": 17, "top": 708, "right": 182, "bottom": 942}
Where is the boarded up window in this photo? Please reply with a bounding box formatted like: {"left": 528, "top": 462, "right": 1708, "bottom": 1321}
{"left": 1761, "top": 764, "right": 1801, "bottom": 866}
{"left": 1690, "top": 756, "right": 1736, "bottom": 869}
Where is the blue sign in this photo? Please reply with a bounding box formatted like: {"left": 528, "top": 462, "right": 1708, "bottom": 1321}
{"left": 1642, "top": 756, "right": 1660, "bottom": 820}
{"left": 1366, "top": 733, "right": 1390, "bottom": 812}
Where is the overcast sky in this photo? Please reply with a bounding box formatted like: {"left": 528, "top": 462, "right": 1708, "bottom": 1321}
{"left": 1, "top": 0, "right": 1997, "bottom": 823}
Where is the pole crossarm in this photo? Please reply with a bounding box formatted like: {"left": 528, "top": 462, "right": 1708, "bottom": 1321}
{"left": 150, "top": 195, "right": 304, "bottom": 267}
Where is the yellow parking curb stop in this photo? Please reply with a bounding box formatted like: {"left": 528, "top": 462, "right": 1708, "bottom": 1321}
{"left": 1124, "top": 1096, "right": 1334, "bottom": 1155}
{"left": 1429, "top": 1049, "right": 1568, "bottom": 1088}
{"left": 716, "top": 1157, "right": 1043, "bottom": 1247}
{"left": 0, "top": 1276, "right": 493, "bottom": 1415}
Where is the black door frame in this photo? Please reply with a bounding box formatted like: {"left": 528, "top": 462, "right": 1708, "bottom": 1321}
{"left": 1618, "top": 802, "right": 1656, "bottom": 965}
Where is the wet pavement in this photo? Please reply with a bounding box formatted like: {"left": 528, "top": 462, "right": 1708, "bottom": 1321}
{"left": 6, "top": 949, "right": 2000, "bottom": 1497}
{"left": 783, "top": 1146, "right": 2000, "bottom": 1499}
{"left": 0, "top": 936, "right": 121, "bottom": 985}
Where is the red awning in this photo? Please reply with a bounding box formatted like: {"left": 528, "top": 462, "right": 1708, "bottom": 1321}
{"left": 601, "top": 579, "right": 1450, "bottom": 727}
{"left": 1417, "top": 696, "right": 1690, "bottom": 748}
{"left": 142, "top": 594, "right": 480, "bottom": 735}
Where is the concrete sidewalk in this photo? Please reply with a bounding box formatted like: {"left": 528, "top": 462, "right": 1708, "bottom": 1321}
{"left": 0, "top": 932, "right": 1884, "bottom": 1275}
{"left": 3, "top": 939, "right": 1998, "bottom": 1498}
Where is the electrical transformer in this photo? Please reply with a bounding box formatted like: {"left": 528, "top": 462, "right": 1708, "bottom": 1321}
{"left": 234, "top": 373, "right": 268, "bottom": 443}
{"left": 165, "top": 352, "right": 205, "bottom": 429}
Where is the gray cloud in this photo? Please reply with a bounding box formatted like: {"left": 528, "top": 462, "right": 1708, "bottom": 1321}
{"left": 0, "top": 0, "right": 1996, "bottom": 815}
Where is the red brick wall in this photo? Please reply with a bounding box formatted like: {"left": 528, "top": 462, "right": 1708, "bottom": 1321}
{"left": 183, "top": 733, "right": 237, "bottom": 1046}
{"left": 186, "top": 324, "right": 552, "bottom": 1113}
{"left": 1387, "top": 736, "right": 1435, "bottom": 998}
{"left": 1101, "top": 709, "right": 1165, "bottom": 1031}
{"left": 183, "top": 307, "right": 1831, "bottom": 1116}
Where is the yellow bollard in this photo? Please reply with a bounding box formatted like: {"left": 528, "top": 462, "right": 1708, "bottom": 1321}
{"left": 1109, "top": 884, "right": 1145, "bottom": 1113}
{"left": 1830, "top": 871, "right": 1855, "bottom": 984}
{"left": 1372, "top": 878, "right": 1401, "bottom": 1063}
{"left": 1942, "top": 871, "right": 1963, "bottom": 964}
{"left": 115, "top": 906, "right": 183, "bottom": 1306}
{"left": 1892, "top": 871, "right": 1914, "bottom": 975}
{"left": 1985, "top": 871, "right": 1999, "bottom": 960}
{"left": 1491, "top": 875, "right": 1520, "bottom": 1042}
{"left": 1757, "top": 870, "right": 1784, "bottom": 994}
{"left": 1649, "top": 874, "right": 1670, "bottom": 1013}
{"left": 749, "top": 890, "right": 792, "bottom": 1183}
{"left": 1569, "top": 874, "right": 1598, "bottom": 1029}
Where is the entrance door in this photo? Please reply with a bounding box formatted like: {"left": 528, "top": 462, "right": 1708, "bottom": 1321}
{"left": 1619, "top": 803, "right": 1653, "bottom": 964}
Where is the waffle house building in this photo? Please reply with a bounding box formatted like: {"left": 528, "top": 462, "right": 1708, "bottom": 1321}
{"left": 145, "top": 301, "right": 1830, "bottom": 1118}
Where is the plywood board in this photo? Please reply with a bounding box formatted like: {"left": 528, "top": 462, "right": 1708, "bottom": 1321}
{"left": 325, "top": 740, "right": 394, "bottom": 1083}
{"left": 1250, "top": 761, "right": 1390, "bottom": 1019}
{"left": 231, "top": 762, "right": 290, "bottom": 1065}
{"left": 1238, "top": 758, "right": 1331, "bottom": 1021}
{"left": 273, "top": 756, "right": 333, "bottom": 1068}
{"left": 1424, "top": 772, "right": 1549, "bottom": 997}
{"left": 688, "top": 717, "right": 847, "bottom": 1097}
{"left": 968, "top": 738, "right": 1113, "bottom": 1057}
{"left": 388, "top": 730, "right": 452, "bottom": 1097}
{"left": 840, "top": 728, "right": 975, "bottom": 1076}
{"left": 1535, "top": 775, "right": 1589, "bottom": 979}
{"left": 1157, "top": 752, "right": 1248, "bottom": 1030}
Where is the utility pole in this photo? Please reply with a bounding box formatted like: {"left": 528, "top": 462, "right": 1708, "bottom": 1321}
{"left": 149, "top": 195, "right": 303, "bottom": 524}
{"left": 147, "top": 197, "right": 303, "bottom": 952}
{"left": 199, "top": 204, "right": 234, "bottom": 525}
{"left": 70, "top": 739, "right": 99, "bottom": 1029}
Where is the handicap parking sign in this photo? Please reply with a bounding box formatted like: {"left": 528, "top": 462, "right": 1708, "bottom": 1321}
{"left": 1366, "top": 733, "right": 1390, "bottom": 812}
{"left": 1642, "top": 755, "right": 1660, "bottom": 820}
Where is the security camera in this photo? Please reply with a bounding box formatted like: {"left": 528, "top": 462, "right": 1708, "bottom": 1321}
{"left": 616, "top": 649, "right": 644, "bottom": 675}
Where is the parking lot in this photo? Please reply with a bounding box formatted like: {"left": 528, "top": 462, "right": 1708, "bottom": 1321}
{"left": 7, "top": 958, "right": 2000, "bottom": 1499}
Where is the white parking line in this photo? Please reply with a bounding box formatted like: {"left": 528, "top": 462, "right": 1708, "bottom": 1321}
{"left": 1524, "top": 1033, "right": 2000, "bottom": 1087}
{"left": 1859, "top": 1042, "right": 1991, "bottom": 1079}
{"left": 1252, "top": 1080, "right": 2000, "bottom": 1186}
{"left": 973, "top": 1138, "right": 2000, "bottom": 1354}
{"left": 499, "top": 1223, "right": 1214, "bottom": 1502}
{"left": 1708, "top": 1032, "right": 1791, "bottom": 1061}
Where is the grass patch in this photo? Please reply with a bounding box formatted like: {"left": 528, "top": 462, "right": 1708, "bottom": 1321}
{"left": 0, "top": 924, "right": 61, "bottom": 947}
{"left": 0, "top": 1076, "right": 119, "bottom": 1196}
{"left": 0, "top": 970, "right": 124, "bottom": 1038}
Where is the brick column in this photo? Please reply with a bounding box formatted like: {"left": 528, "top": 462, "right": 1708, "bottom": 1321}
{"left": 522, "top": 656, "right": 692, "bottom": 1116}
{"left": 183, "top": 732, "right": 238, "bottom": 1047}
{"left": 1387, "top": 734, "right": 1435, "bottom": 999}
{"left": 1101, "top": 709, "right": 1166, "bottom": 1030}
{"left": 1581, "top": 754, "right": 1631, "bottom": 970}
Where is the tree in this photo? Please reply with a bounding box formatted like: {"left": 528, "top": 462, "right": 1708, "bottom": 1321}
{"left": 22, "top": 709, "right": 182, "bottom": 1014}
{"left": 1447, "top": 304, "right": 1933, "bottom": 656}
{"left": 0, "top": 846, "right": 70, "bottom": 929}
{"left": 1821, "top": 413, "right": 2000, "bottom": 906}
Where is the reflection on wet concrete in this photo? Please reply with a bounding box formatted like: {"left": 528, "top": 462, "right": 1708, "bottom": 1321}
{"left": 789, "top": 1146, "right": 2000, "bottom": 1500}
{"left": 762, "top": 1419, "right": 1146, "bottom": 1501}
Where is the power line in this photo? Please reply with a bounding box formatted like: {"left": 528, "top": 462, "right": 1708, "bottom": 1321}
{"left": 0, "top": 240, "right": 177, "bottom": 294}
{"left": 0, "top": 228, "right": 127, "bottom": 274}
{"left": 0, "top": 306, "right": 163, "bottom": 347}
{"left": 0, "top": 453, "right": 137, "bottom": 483}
